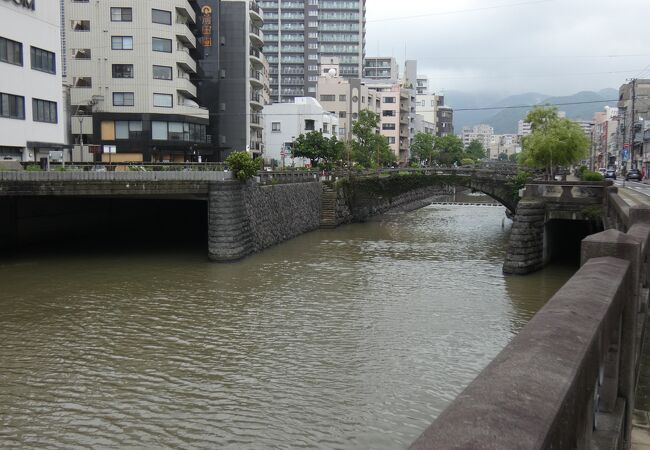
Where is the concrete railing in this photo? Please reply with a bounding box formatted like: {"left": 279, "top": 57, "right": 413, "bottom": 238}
{"left": 411, "top": 203, "right": 650, "bottom": 450}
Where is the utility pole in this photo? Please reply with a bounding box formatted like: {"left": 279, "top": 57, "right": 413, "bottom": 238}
{"left": 629, "top": 79, "right": 637, "bottom": 169}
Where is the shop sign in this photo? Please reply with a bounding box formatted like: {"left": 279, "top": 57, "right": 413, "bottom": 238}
{"left": 3, "top": 0, "right": 35, "bottom": 11}
{"left": 201, "top": 5, "right": 213, "bottom": 54}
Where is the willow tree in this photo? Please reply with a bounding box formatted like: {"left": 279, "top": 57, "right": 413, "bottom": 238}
{"left": 519, "top": 105, "right": 590, "bottom": 179}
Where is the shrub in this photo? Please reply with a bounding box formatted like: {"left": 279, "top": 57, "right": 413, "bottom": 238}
{"left": 581, "top": 170, "right": 604, "bottom": 181}
{"left": 225, "top": 151, "right": 262, "bottom": 181}
{"left": 460, "top": 158, "right": 475, "bottom": 166}
{"left": 25, "top": 165, "right": 41, "bottom": 172}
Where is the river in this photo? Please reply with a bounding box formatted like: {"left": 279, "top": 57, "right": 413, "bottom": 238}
{"left": 0, "top": 204, "right": 574, "bottom": 449}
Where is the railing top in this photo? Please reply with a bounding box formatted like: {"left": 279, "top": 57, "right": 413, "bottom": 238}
{"left": 410, "top": 256, "right": 631, "bottom": 450}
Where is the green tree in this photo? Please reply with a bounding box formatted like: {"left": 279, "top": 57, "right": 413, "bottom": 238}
{"left": 509, "top": 153, "right": 519, "bottom": 163}
{"left": 226, "top": 151, "right": 262, "bottom": 181}
{"left": 519, "top": 105, "right": 590, "bottom": 178}
{"left": 433, "top": 135, "right": 465, "bottom": 165}
{"left": 410, "top": 132, "right": 435, "bottom": 165}
{"left": 291, "top": 131, "right": 343, "bottom": 167}
{"left": 465, "top": 139, "right": 486, "bottom": 161}
{"left": 351, "top": 110, "right": 395, "bottom": 168}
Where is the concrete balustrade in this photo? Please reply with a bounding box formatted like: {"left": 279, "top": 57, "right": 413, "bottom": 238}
{"left": 410, "top": 202, "right": 650, "bottom": 449}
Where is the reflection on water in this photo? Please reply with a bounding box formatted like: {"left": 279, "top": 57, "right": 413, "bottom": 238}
{"left": 0, "top": 205, "right": 574, "bottom": 449}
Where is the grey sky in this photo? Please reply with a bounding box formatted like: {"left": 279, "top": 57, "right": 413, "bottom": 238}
{"left": 366, "top": 0, "right": 650, "bottom": 96}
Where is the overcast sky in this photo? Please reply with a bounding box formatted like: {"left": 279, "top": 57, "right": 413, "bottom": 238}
{"left": 365, "top": 0, "right": 650, "bottom": 97}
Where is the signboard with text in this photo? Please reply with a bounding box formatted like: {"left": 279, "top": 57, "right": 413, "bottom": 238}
{"left": 3, "top": 0, "right": 35, "bottom": 11}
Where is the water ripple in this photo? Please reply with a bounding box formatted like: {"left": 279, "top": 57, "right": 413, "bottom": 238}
{"left": 0, "top": 205, "right": 573, "bottom": 449}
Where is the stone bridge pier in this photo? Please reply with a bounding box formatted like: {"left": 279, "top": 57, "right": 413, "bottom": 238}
{"left": 504, "top": 181, "right": 606, "bottom": 275}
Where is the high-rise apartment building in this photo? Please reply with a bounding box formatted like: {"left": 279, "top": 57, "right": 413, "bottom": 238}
{"left": 0, "top": 1, "right": 65, "bottom": 162}
{"left": 63, "top": 0, "right": 211, "bottom": 162}
{"left": 260, "top": 0, "right": 366, "bottom": 103}
{"left": 207, "top": 0, "right": 270, "bottom": 157}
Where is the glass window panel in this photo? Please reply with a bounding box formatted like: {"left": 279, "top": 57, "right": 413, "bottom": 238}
{"left": 115, "top": 121, "right": 129, "bottom": 139}
{"left": 152, "top": 121, "right": 168, "bottom": 140}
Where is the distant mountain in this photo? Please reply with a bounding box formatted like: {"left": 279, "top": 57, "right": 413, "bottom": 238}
{"left": 445, "top": 89, "right": 618, "bottom": 134}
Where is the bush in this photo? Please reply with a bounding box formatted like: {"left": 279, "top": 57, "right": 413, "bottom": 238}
{"left": 225, "top": 151, "right": 262, "bottom": 181}
{"left": 460, "top": 158, "right": 475, "bottom": 166}
{"left": 581, "top": 170, "right": 604, "bottom": 181}
{"left": 25, "top": 165, "right": 41, "bottom": 172}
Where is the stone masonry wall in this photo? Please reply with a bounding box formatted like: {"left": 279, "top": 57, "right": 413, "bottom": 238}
{"left": 245, "top": 182, "right": 322, "bottom": 252}
{"left": 503, "top": 200, "right": 546, "bottom": 274}
{"left": 343, "top": 185, "right": 454, "bottom": 223}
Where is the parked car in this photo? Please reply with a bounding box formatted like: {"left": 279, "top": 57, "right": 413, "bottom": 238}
{"left": 605, "top": 168, "right": 617, "bottom": 180}
{"left": 626, "top": 168, "right": 642, "bottom": 182}
{"left": 598, "top": 167, "right": 607, "bottom": 176}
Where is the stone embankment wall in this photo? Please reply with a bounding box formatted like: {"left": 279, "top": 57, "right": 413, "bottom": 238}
{"left": 208, "top": 181, "right": 321, "bottom": 261}
{"left": 324, "top": 177, "right": 456, "bottom": 226}
{"left": 502, "top": 200, "right": 545, "bottom": 274}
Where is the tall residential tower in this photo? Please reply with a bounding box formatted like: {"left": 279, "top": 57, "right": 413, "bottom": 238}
{"left": 260, "top": 0, "right": 366, "bottom": 103}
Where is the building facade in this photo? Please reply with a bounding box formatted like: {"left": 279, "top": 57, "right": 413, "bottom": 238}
{"left": 618, "top": 79, "right": 650, "bottom": 171}
{"left": 263, "top": 96, "right": 338, "bottom": 167}
{"left": 437, "top": 106, "right": 453, "bottom": 137}
{"left": 0, "top": 0, "right": 65, "bottom": 161}
{"left": 212, "top": 0, "right": 270, "bottom": 157}
{"left": 260, "top": 0, "right": 366, "bottom": 103}
{"left": 63, "top": 0, "right": 211, "bottom": 162}
{"left": 462, "top": 124, "right": 494, "bottom": 148}
{"left": 363, "top": 56, "right": 399, "bottom": 82}
{"left": 316, "top": 70, "right": 378, "bottom": 142}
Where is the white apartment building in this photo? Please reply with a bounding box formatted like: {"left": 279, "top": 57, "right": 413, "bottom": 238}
{"left": 0, "top": 1, "right": 65, "bottom": 161}
{"left": 488, "top": 134, "right": 520, "bottom": 160}
{"left": 316, "top": 68, "right": 379, "bottom": 141}
{"left": 63, "top": 0, "right": 210, "bottom": 163}
{"left": 462, "top": 124, "right": 494, "bottom": 148}
{"left": 517, "top": 120, "right": 532, "bottom": 137}
{"left": 263, "top": 97, "right": 338, "bottom": 167}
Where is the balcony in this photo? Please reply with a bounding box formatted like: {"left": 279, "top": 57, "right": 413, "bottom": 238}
{"left": 177, "top": 104, "right": 209, "bottom": 120}
{"left": 249, "top": 1, "right": 264, "bottom": 25}
{"left": 250, "top": 91, "right": 264, "bottom": 109}
{"left": 250, "top": 25, "right": 264, "bottom": 48}
{"left": 250, "top": 113, "right": 264, "bottom": 129}
{"left": 249, "top": 48, "right": 264, "bottom": 68}
{"left": 175, "top": 22, "right": 197, "bottom": 49}
{"left": 175, "top": 0, "right": 196, "bottom": 25}
{"left": 176, "top": 77, "right": 197, "bottom": 98}
{"left": 176, "top": 49, "right": 197, "bottom": 73}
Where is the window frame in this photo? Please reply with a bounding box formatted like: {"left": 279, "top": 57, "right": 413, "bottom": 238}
{"left": 111, "top": 36, "right": 133, "bottom": 50}
{"left": 152, "top": 65, "right": 172, "bottom": 80}
{"left": 110, "top": 7, "right": 133, "bottom": 22}
{"left": 112, "top": 63, "right": 134, "bottom": 79}
{"left": 0, "top": 92, "right": 25, "bottom": 120}
{"left": 152, "top": 37, "right": 172, "bottom": 53}
{"left": 0, "top": 37, "right": 23, "bottom": 67}
{"left": 112, "top": 92, "right": 134, "bottom": 107}
{"left": 153, "top": 93, "right": 173, "bottom": 108}
{"left": 30, "top": 46, "right": 56, "bottom": 74}
{"left": 32, "top": 98, "right": 58, "bottom": 124}
{"left": 152, "top": 9, "right": 172, "bottom": 25}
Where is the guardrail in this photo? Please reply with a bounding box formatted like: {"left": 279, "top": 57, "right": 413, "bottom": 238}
{"left": 18, "top": 162, "right": 227, "bottom": 172}
{"left": 410, "top": 199, "right": 650, "bottom": 449}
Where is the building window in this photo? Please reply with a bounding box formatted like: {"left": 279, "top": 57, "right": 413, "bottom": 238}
{"left": 113, "top": 92, "right": 134, "bottom": 106}
{"left": 153, "top": 93, "right": 173, "bottom": 108}
{"left": 382, "top": 110, "right": 395, "bottom": 117}
{"left": 388, "top": 137, "right": 396, "bottom": 144}
{"left": 111, "top": 36, "right": 133, "bottom": 50}
{"left": 339, "top": 111, "right": 346, "bottom": 118}
{"left": 0, "top": 37, "right": 23, "bottom": 66}
{"left": 112, "top": 64, "right": 133, "bottom": 78}
{"left": 111, "top": 7, "right": 132, "bottom": 22}
{"left": 115, "top": 121, "right": 143, "bottom": 139}
{"left": 152, "top": 37, "right": 172, "bottom": 52}
{"left": 153, "top": 65, "right": 172, "bottom": 80}
{"left": 384, "top": 97, "right": 396, "bottom": 103}
{"left": 72, "top": 48, "right": 91, "bottom": 59}
{"left": 30, "top": 47, "right": 56, "bottom": 74}
{"left": 32, "top": 98, "right": 57, "bottom": 124}
{"left": 323, "top": 123, "right": 329, "bottom": 133}
{"left": 0, "top": 93, "right": 25, "bottom": 120}
{"left": 320, "top": 95, "right": 335, "bottom": 102}
{"left": 339, "top": 95, "right": 347, "bottom": 101}
{"left": 152, "top": 9, "right": 172, "bottom": 25}
{"left": 272, "top": 122, "right": 281, "bottom": 132}
{"left": 152, "top": 121, "right": 206, "bottom": 142}
{"left": 305, "top": 119, "right": 315, "bottom": 131}
{"left": 382, "top": 123, "right": 396, "bottom": 130}
{"left": 73, "top": 77, "right": 92, "bottom": 88}
{"left": 71, "top": 20, "right": 90, "bottom": 31}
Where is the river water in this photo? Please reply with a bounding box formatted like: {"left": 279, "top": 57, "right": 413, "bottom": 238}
{"left": 0, "top": 205, "right": 574, "bottom": 449}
